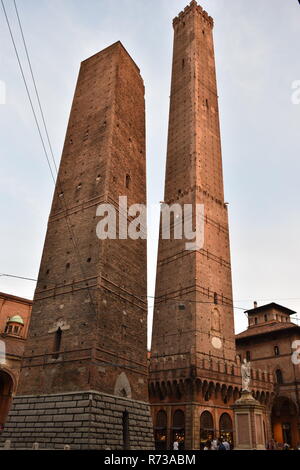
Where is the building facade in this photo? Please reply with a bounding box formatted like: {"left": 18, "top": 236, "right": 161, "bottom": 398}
{"left": 1, "top": 42, "right": 153, "bottom": 450}
{"left": 149, "top": 1, "right": 272, "bottom": 451}
{"left": 0, "top": 292, "right": 32, "bottom": 427}
{"left": 236, "top": 303, "right": 300, "bottom": 448}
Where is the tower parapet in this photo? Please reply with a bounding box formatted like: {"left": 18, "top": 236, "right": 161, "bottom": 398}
{"left": 173, "top": 0, "right": 214, "bottom": 29}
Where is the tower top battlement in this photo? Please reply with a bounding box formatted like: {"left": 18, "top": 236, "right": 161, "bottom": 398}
{"left": 173, "top": 0, "right": 214, "bottom": 28}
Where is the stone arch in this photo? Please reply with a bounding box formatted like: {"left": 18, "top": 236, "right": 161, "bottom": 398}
{"left": 172, "top": 409, "right": 185, "bottom": 450}
{"left": 200, "top": 410, "right": 215, "bottom": 449}
{"left": 0, "top": 369, "right": 15, "bottom": 426}
{"left": 154, "top": 409, "right": 168, "bottom": 450}
{"left": 114, "top": 372, "right": 132, "bottom": 399}
{"left": 271, "top": 396, "right": 299, "bottom": 447}
{"left": 219, "top": 412, "right": 233, "bottom": 446}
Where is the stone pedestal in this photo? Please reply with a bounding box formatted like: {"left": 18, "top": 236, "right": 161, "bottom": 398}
{"left": 232, "top": 391, "right": 266, "bottom": 450}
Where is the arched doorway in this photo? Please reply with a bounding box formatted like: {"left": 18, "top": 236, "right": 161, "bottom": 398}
{"left": 219, "top": 413, "right": 234, "bottom": 448}
{"left": 0, "top": 370, "right": 14, "bottom": 428}
{"left": 154, "top": 410, "right": 167, "bottom": 450}
{"left": 172, "top": 410, "right": 185, "bottom": 450}
{"left": 272, "top": 397, "right": 299, "bottom": 448}
{"left": 200, "top": 410, "right": 214, "bottom": 449}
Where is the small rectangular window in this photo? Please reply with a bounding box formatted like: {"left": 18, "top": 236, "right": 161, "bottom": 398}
{"left": 123, "top": 411, "right": 130, "bottom": 450}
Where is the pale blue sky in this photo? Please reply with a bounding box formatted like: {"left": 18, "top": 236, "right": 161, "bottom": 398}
{"left": 1, "top": 0, "right": 300, "bottom": 345}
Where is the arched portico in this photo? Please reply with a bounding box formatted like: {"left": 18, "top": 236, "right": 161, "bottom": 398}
{"left": 271, "top": 396, "right": 300, "bottom": 448}
{"left": 0, "top": 370, "right": 14, "bottom": 427}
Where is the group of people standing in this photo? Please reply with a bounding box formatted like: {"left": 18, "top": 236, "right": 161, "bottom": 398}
{"left": 203, "top": 437, "right": 231, "bottom": 450}
{"left": 266, "top": 439, "right": 300, "bottom": 451}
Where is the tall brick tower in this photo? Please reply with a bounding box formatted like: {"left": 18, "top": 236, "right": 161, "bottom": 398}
{"left": 150, "top": 1, "right": 241, "bottom": 450}
{"left": 1, "top": 42, "right": 153, "bottom": 450}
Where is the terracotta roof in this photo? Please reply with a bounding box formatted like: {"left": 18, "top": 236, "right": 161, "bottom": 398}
{"left": 0, "top": 291, "right": 32, "bottom": 305}
{"left": 245, "top": 302, "right": 296, "bottom": 316}
{"left": 235, "top": 321, "right": 300, "bottom": 341}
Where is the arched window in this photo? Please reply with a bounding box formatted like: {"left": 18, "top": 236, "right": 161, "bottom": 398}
{"left": 219, "top": 413, "right": 233, "bottom": 447}
{"left": 275, "top": 369, "right": 283, "bottom": 384}
{"left": 172, "top": 410, "right": 185, "bottom": 450}
{"left": 200, "top": 411, "right": 214, "bottom": 449}
{"left": 274, "top": 346, "right": 280, "bottom": 356}
{"left": 155, "top": 410, "right": 167, "bottom": 450}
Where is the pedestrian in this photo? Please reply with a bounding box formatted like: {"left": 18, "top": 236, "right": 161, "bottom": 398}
{"left": 204, "top": 440, "right": 211, "bottom": 450}
{"left": 218, "top": 438, "right": 226, "bottom": 451}
{"left": 283, "top": 442, "right": 290, "bottom": 451}
{"left": 266, "top": 439, "right": 277, "bottom": 450}
{"left": 211, "top": 437, "right": 219, "bottom": 450}
{"left": 223, "top": 439, "right": 230, "bottom": 450}
{"left": 173, "top": 440, "right": 179, "bottom": 451}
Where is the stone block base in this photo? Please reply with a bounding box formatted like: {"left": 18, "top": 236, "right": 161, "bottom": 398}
{"left": 0, "top": 390, "right": 154, "bottom": 450}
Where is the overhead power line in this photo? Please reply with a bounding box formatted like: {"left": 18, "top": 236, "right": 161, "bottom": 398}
{"left": 1, "top": 0, "right": 56, "bottom": 184}
{"left": 13, "top": 0, "right": 58, "bottom": 173}
{"left": 1, "top": 0, "right": 98, "bottom": 318}
{"left": 0, "top": 273, "right": 248, "bottom": 312}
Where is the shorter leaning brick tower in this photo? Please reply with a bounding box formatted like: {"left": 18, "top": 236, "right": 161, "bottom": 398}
{"left": 1, "top": 42, "right": 154, "bottom": 450}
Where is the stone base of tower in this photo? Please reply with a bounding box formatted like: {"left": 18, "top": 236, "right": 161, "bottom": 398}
{"left": 0, "top": 391, "right": 154, "bottom": 450}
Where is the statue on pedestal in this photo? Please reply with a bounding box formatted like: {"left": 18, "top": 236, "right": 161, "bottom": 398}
{"left": 241, "top": 359, "right": 251, "bottom": 392}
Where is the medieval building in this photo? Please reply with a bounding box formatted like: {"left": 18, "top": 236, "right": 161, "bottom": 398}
{"left": 0, "top": 292, "right": 32, "bottom": 428}
{"left": 0, "top": 41, "right": 153, "bottom": 450}
{"left": 236, "top": 302, "right": 300, "bottom": 448}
